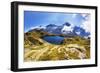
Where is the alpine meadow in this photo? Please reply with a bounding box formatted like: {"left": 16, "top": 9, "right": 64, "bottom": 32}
{"left": 24, "top": 11, "right": 90, "bottom": 61}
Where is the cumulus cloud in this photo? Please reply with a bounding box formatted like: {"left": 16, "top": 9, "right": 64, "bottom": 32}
{"left": 80, "top": 14, "right": 91, "bottom": 33}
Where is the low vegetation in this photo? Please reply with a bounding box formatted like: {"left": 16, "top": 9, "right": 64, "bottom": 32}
{"left": 24, "top": 29, "right": 90, "bottom": 61}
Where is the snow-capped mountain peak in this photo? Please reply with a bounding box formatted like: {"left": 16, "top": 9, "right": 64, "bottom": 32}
{"left": 75, "top": 31, "right": 81, "bottom": 35}
{"left": 61, "top": 25, "right": 73, "bottom": 34}
{"left": 28, "top": 22, "right": 90, "bottom": 38}
{"left": 63, "top": 22, "right": 71, "bottom": 26}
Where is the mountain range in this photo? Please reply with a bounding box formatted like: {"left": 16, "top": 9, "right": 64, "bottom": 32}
{"left": 24, "top": 23, "right": 90, "bottom": 61}
{"left": 27, "top": 22, "right": 90, "bottom": 38}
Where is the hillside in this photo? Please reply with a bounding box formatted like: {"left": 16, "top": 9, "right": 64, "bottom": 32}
{"left": 24, "top": 29, "right": 90, "bottom": 61}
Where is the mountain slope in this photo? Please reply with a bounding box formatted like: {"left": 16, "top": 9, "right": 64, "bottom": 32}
{"left": 27, "top": 22, "right": 90, "bottom": 38}
{"left": 24, "top": 28, "right": 90, "bottom": 61}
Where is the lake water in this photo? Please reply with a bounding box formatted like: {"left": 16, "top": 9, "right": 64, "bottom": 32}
{"left": 43, "top": 36, "right": 64, "bottom": 44}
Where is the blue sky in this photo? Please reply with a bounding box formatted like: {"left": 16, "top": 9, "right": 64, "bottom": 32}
{"left": 24, "top": 11, "right": 90, "bottom": 32}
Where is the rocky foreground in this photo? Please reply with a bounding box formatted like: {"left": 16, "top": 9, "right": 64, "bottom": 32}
{"left": 24, "top": 29, "right": 90, "bottom": 61}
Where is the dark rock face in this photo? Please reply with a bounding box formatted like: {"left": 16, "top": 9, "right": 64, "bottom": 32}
{"left": 27, "top": 22, "right": 90, "bottom": 38}
{"left": 63, "top": 22, "right": 71, "bottom": 26}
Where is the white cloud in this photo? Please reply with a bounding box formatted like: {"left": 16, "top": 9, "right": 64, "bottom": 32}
{"left": 81, "top": 14, "right": 87, "bottom": 18}
{"left": 81, "top": 14, "right": 90, "bottom": 20}
{"left": 80, "top": 14, "right": 91, "bottom": 33}
{"left": 81, "top": 20, "right": 91, "bottom": 33}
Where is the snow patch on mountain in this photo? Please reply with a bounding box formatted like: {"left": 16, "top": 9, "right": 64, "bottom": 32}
{"left": 27, "top": 21, "right": 90, "bottom": 38}
{"left": 61, "top": 25, "right": 73, "bottom": 34}
{"left": 75, "top": 31, "right": 81, "bottom": 35}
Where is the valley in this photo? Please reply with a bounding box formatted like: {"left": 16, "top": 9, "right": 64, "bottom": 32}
{"left": 24, "top": 29, "right": 90, "bottom": 61}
